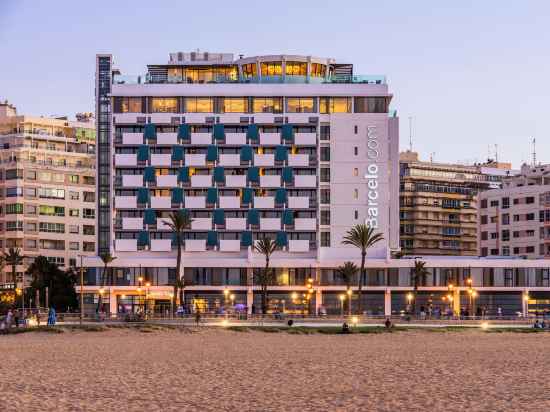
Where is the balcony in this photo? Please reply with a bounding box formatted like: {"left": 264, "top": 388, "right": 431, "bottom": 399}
{"left": 260, "top": 133, "right": 280, "bottom": 145}
{"left": 225, "top": 175, "right": 247, "bottom": 187}
{"left": 115, "top": 153, "right": 137, "bottom": 167}
{"left": 150, "top": 239, "right": 172, "bottom": 252}
{"left": 185, "top": 154, "right": 206, "bottom": 166}
{"left": 151, "top": 153, "right": 172, "bottom": 167}
{"left": 225, "top": 218, "right": 247, "bottom": 230}
{"left": 254, "top": 154, "right": 275, "bottom": 167}
{"left": 157, "top": 218, "right": 171, "bottom": 230}
{"left": 122, "top": 132, "right": 143, "bottom": 145}
{"left": 260, "top": 218, "right": 281, "bottom": 231}
{"left": 157, "top": 133, "right": 178, "bottom": 145}
{"left": 122, "top": 175, "right": 143, "bottom": 187}
{"left": 191, "top": 174, "right": 213, "bottom": 187}
{"left": 219, "top": 239, "right": 241, "bottom": 252}
{"left": 294, "top": 218, "right": 316, "bottom": 231}
{"left": 260, "top": 175, "right": 281, "bottom": 188}
{"left": 185, "top": 239, "right": 206, "bottom": 252}
{"left": 191, "top": 133, "right": 212, "bottom": 145}
{"left": 115, "top": 239, "right": 137, "bottom": 252}
{"left": 295, "top": 133, "right": 316, "bottom": 145}
{"left": 191, "top": 218, "right": 212, "bottom": 230}
{"left": 150, "top": 196, "right": 172, "bottom": 209}
{"left": 225, "top": 133, "right": 246, "bottom": 145}
{"left": 288, "top": 154, "right": 310, "bottom": 167}
{"left": 156, "top": 175, "right": 178, "bottom": 187}
{"left": 219, "top": 154, "right": 241, "bottom": 166}
{"left": 289, "top": 239, "right": 310, "bottom": 252}
{"left": 185, "top": 196, "right": 206, "bottom": 209}
{"left": 288, "top": 196, "right": 309, "bottom": 209}
{"left": 122, "top": 217, "right": 144, "bottom": 230}
{"left": 219, "top": 196, "right": 241, "bottom": 209}
{"left": 115, "top": 196, "right": 137, "bottom": 209}
{"left": 254, "top": 196, "right": 275, "bottom": 209}
{"left": 294, "top": 175, "right": 316, "bottom": 187}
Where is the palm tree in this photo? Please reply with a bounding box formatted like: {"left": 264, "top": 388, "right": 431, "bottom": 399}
{"left": 337, "top": 261, "right": 357, "bottom": 314}
{"left": 165, "top": 210, "right": 192, "bottom": 313}
{"left": 97, "top": 253, "right": 116, "bottom": 313}
{"left": 4, "top": 247, "right": 23, "bottom": 285}
{"left": 342, "top": 224, "right": 384, "bottom": 314}
{"left": 254, "top": 237, "right": 277, "bottom": 315}
{"left": 410, "top": 260, "right": 429, "bottom": 315}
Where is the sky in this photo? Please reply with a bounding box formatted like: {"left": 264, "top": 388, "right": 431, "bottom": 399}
{"left": 1, "top": 0, "right": 549, "bottom": 167}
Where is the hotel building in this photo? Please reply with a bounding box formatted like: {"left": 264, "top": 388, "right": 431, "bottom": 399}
{"left": 87, "top": 51, "right": 550, "bottom": 317}
{"left": 0, "top": 102, "right": 96, "bottom": 287}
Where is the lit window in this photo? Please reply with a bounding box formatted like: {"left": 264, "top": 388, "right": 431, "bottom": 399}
{"left": 260, "top": 62, "right": 282, "bottom": 76}
{"left": 310, "top": 63, "right": 326, "bottom": 77}
{"left": 320, "top": 97, "right": 351, "bottom": 114}
{"left": 353, "top": 189, "right": 359, "bottom": 199}
{"left": 252, "top": 97, "right": 283, "bottom": 113}
{"left": 285, "top": 62, "right": 307, "bottom": 76}
{"left": 242, "top": 63, "right": 257, "bottom": 78}
{"left": 222, "top": 98, "right": 248, "bottom": 113}
{"left": 151, "top": 98, "right": 178, "bottom": 113}
{"left": 120, "top": 97, "right": 142, "bottom": 113}
{"left": 353, "top": 168, "right": 359, "bottom": 176}
{"left": 286, "top": 97, "right": 315, "bottom": 113}
{"left": 185, "top": 97, "right": 213, "bottom": 113}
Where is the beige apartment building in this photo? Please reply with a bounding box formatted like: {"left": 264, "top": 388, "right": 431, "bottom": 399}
{"left": 0, "top": 101, "right": 96, "bottom": 287}
{"left": 399, "top": 151, "right": 514, "bottom": 256}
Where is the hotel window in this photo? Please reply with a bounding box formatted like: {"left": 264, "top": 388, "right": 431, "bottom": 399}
{"left": 286, "top": 97, "right": 315, "bottom": 113}
{"left": 320, "top": 147, "right": 330, "bottom": 161}
{"left": 252, "top": 97, "right": 283, "bottom": 113}
{"left": 39, "top": 239, "right": 65, "bottom": 250}
{"left": 526, "top": 196, "right": 535, "bottom": 204}
{"left": 70, "top": 191, "right": 79, "bottom": 200}
{"left": 53, "top": 173, "right": 65, "bottom": 183}
{"left": 354, "top": 210, "right": 359, "bottom": 220}
{"left": 83, "top": 242, "right": 95, "bottom": 252}
{"left": 26, "top": 171, "right": 36, "bottom": 180}
{"left": 502, "top": 197, "right": 510, "bottom": 209}
{"left": 120, "top": 97, "right": 142, "bottom": 113}
{"left": 69, "top": 225, "right": 79, "bottom": 234}
{"left": 185, "top": 97, "right": 214, "bottom": 113}
{"left": 26, "top": 239, "right": 37, "bottom": 249}
{"left": 83, "top": 208, "right": 95, "bottom": 219}
{"left": 69, "top": 242, "right": 79, "bottom": 251}
{"left": 260, "top": 61, "right": 282, "bottom": 76}
{"left": 6, "top": 203, "right": 23, "bottom": 214}
{"left": 83, "top": 192, "right": 95, "bottom": 202}
{"left": 502, "top": 213, "right": 509, "bottom": 225}
{"left": 310, "top": 63, "right": 326, "bottom": 78}
{"left": 83, "top": 225, "right": 95, "bottom": 235}
{"left": 353, "top": 168, "right": 359, "bottom": 177}
{"left": 6, "top": 169, "right": 23, "bottom": 180}
{"left": 6, "top": 187, "right": 23, "bottom": 197}
{"left": 39, "top": 205, "right": 65, "bottom": 217}
{"left": 39, "top": 222, "right": 65, "bottom": 233}
{"left": 321, "top": 210, "right": 330, "bottom": 225}
{"left": 222, "top": 97, "right": 248, "bottom": 113}
{"left": 25, "top": 205, "right": 37, "bottom": 215}
{"left": 285, "top": 62, "right": 307, "bottom": 76}
{"left": 242, "top": 63, "right": 257, "bottom": 78}
{"left": 69, "top": 175, "right": 79, "bottom": 184}
{"left": 151, "top": 97, "right": 178, "bottom": 113}
{"left": 6, "top": 221, "right": 23, "bottom": 231}
{"left": 320, "top": 168, "right": 330, "bottom": 183}
{"left": 38, "top": 171, "right": 52, "bottom": 182}
{"left": 69, "top": 209, "right": 79, "bottom": 217}
{"left": 320, "top": 97, "right": 352, "bottom": 113}
{"left": 321, "top": 231, "right": 330, "bottom": 247}
{"left": 354, "top": 97, "right": 389, "bottom": 113}
{"left": 353, "top": 189, "right": 359, "bottom": 199}
{"left": 354, "top": 147, "right": 358, "bottom": 156}
{"left": 320, "top": 125, "right": 330, "bottom": 140}
{"left": 320, "top": 189, "right": 330, "bottom": 204}
{"left": 38, "top": 188, "right": 65, "bottom": 199}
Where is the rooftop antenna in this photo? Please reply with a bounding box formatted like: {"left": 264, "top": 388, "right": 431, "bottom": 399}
{"left": 408, "top": 116, "right": 413, "bottom": 151}
{"left": 430, "top": 152, "right": 435, "bottom": 163}
{"left": 494, "top": 144, "right": 498, "bottom": 163}
{"left": 532, "top": 137, "right": 537, "bottom": 166}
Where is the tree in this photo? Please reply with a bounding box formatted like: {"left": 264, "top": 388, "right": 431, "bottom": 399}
{"left": 4, "top": 248, "right": 23, "bottom": 285}
{"left": 410, "top": 260, "right": 429, "bottom": 314}
{"left": 337, "top": 261, "right": 358, "bottom": 313}
{"left": 342, "top": 224, "right": 384, "bottom": 314}
{"left": 165, "top": 210, "right": 192, "bottom": 312}
{"left": 254, "top": 237, "right": 277, "bottom": 314}
{"left": 97, "top": 253, "right": 116, "bottom": 313}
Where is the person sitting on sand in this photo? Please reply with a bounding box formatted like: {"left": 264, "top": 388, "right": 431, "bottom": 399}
{"left": 384, "top": 318, "right": 392, "bottom": 329}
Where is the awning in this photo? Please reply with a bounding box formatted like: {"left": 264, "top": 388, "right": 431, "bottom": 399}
{"left": 213, "top": 124, "right": 225, "bottom": 140}
{"left": 144, "top": 123, "right": 157, "bottom": 140}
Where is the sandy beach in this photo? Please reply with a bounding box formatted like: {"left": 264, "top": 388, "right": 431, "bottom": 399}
{"left": 1, "top": 327, "right": 549, "bottom": 411}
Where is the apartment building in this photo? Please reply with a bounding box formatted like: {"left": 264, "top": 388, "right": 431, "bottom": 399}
{"left": 399, "top": 151, "right": 513, "bottom": 256}
{"left": 0, "top": 102, "right": 96, "bottom": 287}
{"left": 479, "top": 163, "right": 550, "bottom": 258}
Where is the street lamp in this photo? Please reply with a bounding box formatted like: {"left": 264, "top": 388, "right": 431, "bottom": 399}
{"left": 230, "top": 293, "right": 235, "bottom": 307}
{"left": 169, "top": 292, "right": 174, "bottom": 319}
{"left": 406, "top": 292, "right": 414, "bottom": 314}
{"left": 339, "top": 294, "right": 346, "bottom": 318}
{"left": 145, "top": 282, "right": 151, "bottom": 319}
{"left": 346, "top": 289, "right": 352, "bottom": 316}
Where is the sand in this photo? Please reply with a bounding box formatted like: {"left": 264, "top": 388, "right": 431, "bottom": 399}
{"left": 1, "top": 327, "right": 549, "bottom": 411}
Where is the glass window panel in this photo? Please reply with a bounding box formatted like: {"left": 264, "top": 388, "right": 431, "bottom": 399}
{"left": 242, "top": 63, "right": 257, "bottom": 78}
{"left": 287, "top": 97, "right": 315, "bottom": 113}
{"left": 285, "top": 62, "right": 307, "bottom": 76}
{"left": 261, "top": 62, "right": 282, "bottom": 76}
{"left": 223, "top": 98, "right": 248, "bottom": 113}
{"left": 252, "top": 97, "right": 283, "bottom": 113}
{"left": 185, "top": 97, "right": 213, "bottom": 113}
{"left": 310, "top": 63, "right": 326, "bottom": 77}
{"left": 151, "top": 98, "right": 178, "bottom": 113}
{"left": 121, "top": 97, "right": 142, "bottom": 113}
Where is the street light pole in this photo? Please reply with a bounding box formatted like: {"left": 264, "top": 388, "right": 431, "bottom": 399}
{"left": 79, "top": 255, "right": 84, "bottom": 326}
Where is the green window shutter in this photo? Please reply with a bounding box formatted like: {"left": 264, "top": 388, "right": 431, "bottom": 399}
{"left": 241, "top": 231, "right": 252, "bottom": 247}
{"left": 143, "top": 166, "right": 156, "bottom": 182}
{"left": 276, "top": 231, "right": 288, "bottom": 247}
{"left": 213, "top": 209, "right": 225, "bottom": 225}
{"left": 275, "top": 145, "right": 288, "bottom": 162}
{"left": 282, "top": 167, "right": 294, "bottom": 183}
{"left": 275, "top": 188, "right": 287, "bottom": 204}
{"left": 247, "top": 166, "right": 260, "bottom": 182}
{"left": 172, "top": 145, "right": 184, "bottom": 162}
{"left": 240, "top": 145, "right": 253, "bottom": 162}
{"left": 178, "top": 167, "right": 190, "bottom": 183}
{"left": 206, "top": 231, "right": 218, "bottom": 247}
{"left": 247, "top": 209, "right": 260, "bottom": 225}
{"left": 282, "top": 209, "right": 294, "bottom": 226}
{"left": 178, "top": 123, "right": 190, "bottom": 140}
{"left": 137, "top": 145, "right": 150, "bottom": 162}
{"left": 282, "top": 124, "right": 294, "bottom": 143}
{"left": 213, "top": 166, "right": 225, "bottom": 183}
{"left": 206, "top": 145, "right": 218, "bottom": 162}
{"left": 144, "top": 124, "right": 157, "bottom": 140}
{"left": 137, "top": 188, "right": 150, "bottom": 204}
{"left": 137, "top": 230, "right": 150, "bottom": 247}
{"left": 206, "top": 188, "right": 218, "bottom": 204}
{"left": 144, "top": 209, "right": 157, "bottom": 225}
{"left": 171, "top": 188, "right": 183, "bottom": 204}
{"left": 242, "top": 188, "right": 254, "bottom": 205}
{"left": 213, "top": 124, "right": 225, "bottom": 140}
{"left": 246, "top": 124, "right": 259, "bottom": 140}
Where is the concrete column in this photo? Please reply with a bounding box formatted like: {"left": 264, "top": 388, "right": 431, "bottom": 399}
{"left": 384, "top": 289, "right": 391, "bottom": 317}
{"left": 109, "top": 289, "right": 117, "bottom": 317}
{"left": 453, "top": 289, "right": 461, "bottom": 316}
{"left": 247, "top": 288, "right": 254, "bottom": 315}
{"left": 315, "top": 289, "right": 322, "bottom": 315}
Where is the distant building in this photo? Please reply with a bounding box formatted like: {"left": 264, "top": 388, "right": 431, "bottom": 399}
{"left": 0, "top": 101, "right": 96, "bottom": 288}
{"left": 399, "top": 151, "right": 515, "bottom": 256}
{"left": 478, "top": 163, "right": 550, "bottom": 258}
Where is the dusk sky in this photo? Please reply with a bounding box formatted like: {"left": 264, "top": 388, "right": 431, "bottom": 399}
{"left": 1, "top": 0, "right": 549, "bottom": 167}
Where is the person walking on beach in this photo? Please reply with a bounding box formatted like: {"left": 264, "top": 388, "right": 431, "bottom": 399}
{"left": 47, "top": 307, "right": 57, "bottom": 326}
{"left": 194, "top": 309, "right": 201, "bottom": 326}
{"left": 497, "top": 306, "right": 502, "bottom": 319}
{"left": 14, "top": 309, "right": 20, "bottom": 328}
{"left": 35, "top": 310, "right": 41, "bottom": 327}
{"left": 6, "top": 309, "right": 13, "bottom": 330}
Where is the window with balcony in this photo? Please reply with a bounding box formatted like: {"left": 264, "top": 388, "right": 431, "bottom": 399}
{"left": 39, "top": 239, "right": 65, "bottom": 250}
{"left": 6, "top": 221, "right": 23, "bottom": 231}
{"left": 39, "top": 205, "right": 65, "bottom": 217}
{"left": 38, "top": 188, "right": 65, "bottom": 199}
{"left": 6, "top": 187, "right": 23, "bottom": 197}
{"left": 6, "top": 203, "right": 23, "bottom": 214}
{"left": 39, "top": 222, "right": 65, "bottom": 233}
